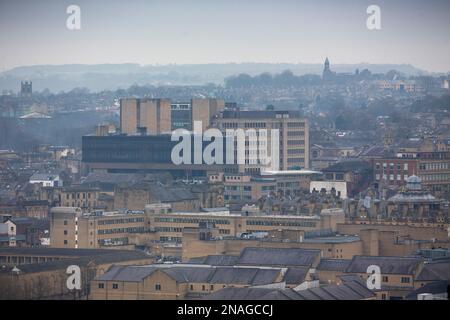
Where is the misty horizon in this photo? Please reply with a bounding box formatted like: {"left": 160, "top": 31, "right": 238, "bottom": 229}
{"left": 1, "top": 0, "right": 450, "bottom": 73}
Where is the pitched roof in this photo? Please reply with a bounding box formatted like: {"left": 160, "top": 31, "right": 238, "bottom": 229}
{"left": 416, "top": 260, "right": 450, "bottom": 281}
{"left": 93, "top": 265, "right": 282, "bottom": 286}
{"left": 209, "top": 267, "right": 280, "bottom": 286}
{"left": 237, "top": 247, "right": 320, "bottom": 267}
{"left": 95, "top": 265, "right": 157, "bottom": 282}
{"left": 283, "top": 267, "right": 310, "bottom": 285}
{"left": 345, "top": 256, "right": 422, "bottom": 275}
{"left": 188, "top": 255, "right": 240, "bottom": 266}
{"left": 317, "top": 259, "right": 352, "bottom": 272}
{"left": 203, "top": 280, "right": 375, "bottom": 300}
{"left": 405, "top": 280, "right": 450, "bottom": 300}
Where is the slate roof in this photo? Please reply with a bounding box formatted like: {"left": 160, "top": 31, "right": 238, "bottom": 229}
{"left": 188, "top": 255, "right": 240, "bottom": 266}
{"left": 405, "top": 280, "right": 450, "bottom": 300}
{"left": 203, "top": 280, "right": 375, "bottom": 300}
{"left": 1, "top": 250, "right": 152, "bottom": 274}
{"left": 283, "top": 267, "right": 310, "bottom": 285}
{"left": 416, "top": 260, "right": 450, "bottom": 281}
{"left": 237, "top": 247, "right": 320, "bottom": 267}
{"left": 95, "top": 265, "right": 157, "bottom": 282}
{"left": 93, "top": 265, "right": 283, "bottom": 287}
{"left": 345, "top": 256, "right": 422, "bottom": 275}
{"left": 209, "top": 267, "right": 280, "bottom": 285}
{"left": 317, "top": 259, "right": 352, "bottom": 272}
{"left": 163, "top": 267, "right": 212, "bottom": 283}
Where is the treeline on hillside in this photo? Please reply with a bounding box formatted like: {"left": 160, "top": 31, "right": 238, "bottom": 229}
{"left": 225, "top": 70, "right": 322, "bottom": 88}
{"left": 410, "top": 94, "right": 450, "bottom": 113}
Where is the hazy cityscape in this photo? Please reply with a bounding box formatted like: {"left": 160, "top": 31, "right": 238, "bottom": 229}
{"left": 1, "top": 0, "right": 450, "bottom": 305}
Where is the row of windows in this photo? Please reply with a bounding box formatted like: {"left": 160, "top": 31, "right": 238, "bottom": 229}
{"left": 287, "top": 131, "right": 305, "bottom": 137}
{"left": 224, "top": 186, "right": 252, "bottom": 191}
{"left": 98, "top": 283, "right": 162, "bottom": 290}
{"left": 65, "top": 192, "right": 94, "bottom": 200}
{"left": 244, "top": 122, "right": 267, "bottom": 128}
{"left": 287, "top": 157, "right": 305, "bottom": 163}
{"left": 287, "top": 140, "right": 305, "bottom": 146}
{"left": 421, "top": 173, "right": 450, "bottom": 181}
{"left": 381, "top": 276, "right": 410, "bottom": 284}
{"left": 154, "top": 227, "right": 183, "bottom": 233}
{"left": 159, "top": 236, "right": 182, "bottom": 242}
{"left": 419, "top": 162, "right": 450, "bottom": 171}
{"left": 98, "top": 217, "right": 145, "bottom": 225}
{"left": 98, "top": 227, "right": 145, "bottom": 235}
{"left": 375, "top": 174, "right": 409, "bottom": 181}
{"left": 154, "top": 217, "right": 231, "bottom": 225}
{"left": 375, "top": 163, "right": 409, "bottom": 171}
{"left": 287, "top": 149, "right": 305, "bottom": 154}
{"left": 287, "top": 122, "right": 305, "bottom": 128}
{"left": 246, "top": 220, "right": 316, "bottom": 228}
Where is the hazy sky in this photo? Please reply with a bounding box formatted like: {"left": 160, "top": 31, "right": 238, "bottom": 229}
{"left": 0, "top": 0, "right": 449, "bottom": 72}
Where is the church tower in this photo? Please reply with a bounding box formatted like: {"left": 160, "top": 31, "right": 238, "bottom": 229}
{"left": 324, "top": 57, "right": 330, "bottom": 73}
{"left": 322, "top": 57, "right": 333, "bottom": 80}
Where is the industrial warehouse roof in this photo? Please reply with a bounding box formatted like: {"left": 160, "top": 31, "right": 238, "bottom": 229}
{"left": 317, "top": 259, "right": 352, "bottom": 272}
{"left": 236, "top": 247, "right": 321, "bottom": 267}
{"left": 345, "top": 256, "right": 423, "bottom": 275}
{"left": 94, "top": 265, "right": 283, "bottom": 286}
{"left": 203, "top": 280, "right": 375, "bottom": 300}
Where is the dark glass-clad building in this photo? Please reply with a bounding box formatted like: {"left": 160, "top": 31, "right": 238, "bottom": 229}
{"left": 82, "top": 134, "right": 236, "bottom": 177}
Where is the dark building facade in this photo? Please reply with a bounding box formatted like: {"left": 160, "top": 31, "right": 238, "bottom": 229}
{"left": 82, "top": 134, "right": 237, "bottom": 177}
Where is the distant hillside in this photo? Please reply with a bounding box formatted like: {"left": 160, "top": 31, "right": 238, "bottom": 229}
{"left": 0, "top": 62, "right": 427, "bottom": 93}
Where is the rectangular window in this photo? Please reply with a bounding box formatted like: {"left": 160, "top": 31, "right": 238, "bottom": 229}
{"left": 155, "top": 284, "right": 161, "bottom": 291}
{"left": 112, "top": 283, "right": 119, "bottom": 289}
{"left": 382, "top": 276, "right": 389, "bottom": 282}
{"left": 98, "top": 283, "right": 104, "bottom": 289}
{"left": 401, "top": 277, "right": 410, "bottom": 283}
